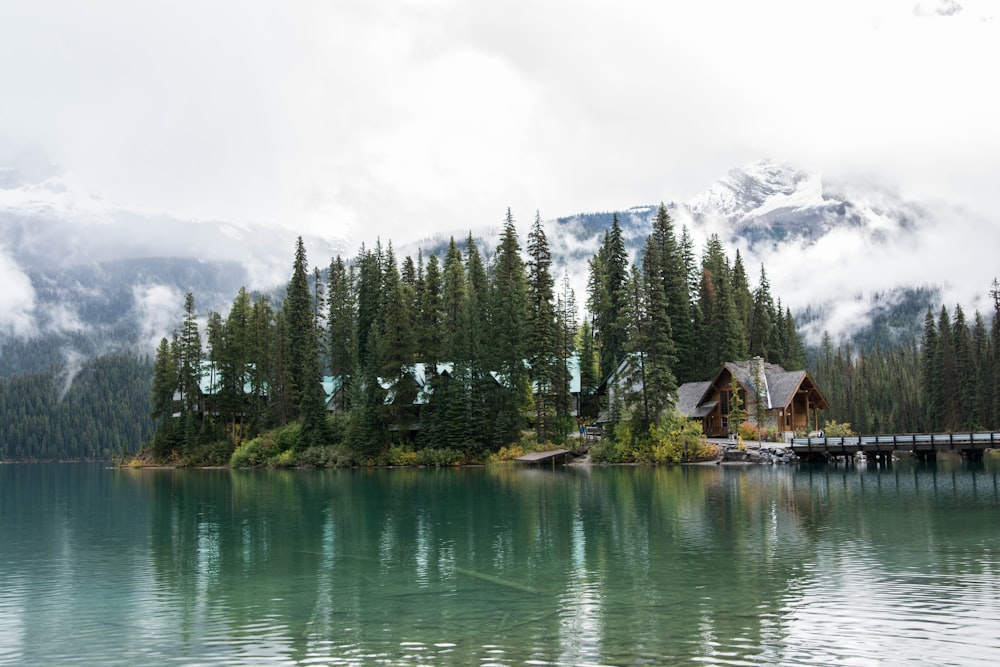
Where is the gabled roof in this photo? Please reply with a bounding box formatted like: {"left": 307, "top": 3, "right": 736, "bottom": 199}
{"left": 714, "top": 359, "right": 829, "bottom": 411}
{"left": 675, "top": 381, "right": 712, "bottom": 418}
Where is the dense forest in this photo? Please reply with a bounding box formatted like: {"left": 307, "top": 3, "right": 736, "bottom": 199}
{"left": 813, "top": 292, "right": 1000, "bottom": 435}
{"left": 145, "top": 206, "right": 805, "bottom": 466}
{"left": 0, "top": 353, "right": 153, "bottom": 460}
{"left": 6, "top": 207, "right": 993, "bottom": 463}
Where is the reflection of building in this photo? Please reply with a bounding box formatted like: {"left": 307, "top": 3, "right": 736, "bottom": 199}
{"left": 676, "top": 357, "right": 829, "bottom": 438}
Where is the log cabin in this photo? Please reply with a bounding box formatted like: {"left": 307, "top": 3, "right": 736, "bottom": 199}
{"left": 675, "top": 357, "right": 829, "bottom": 439}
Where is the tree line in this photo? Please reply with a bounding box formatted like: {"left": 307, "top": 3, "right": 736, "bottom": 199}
{"left": 812, "top": 287, "right": 1000, "bottom": 436}
{"left": 147, "top": 206, "right": 805, "bottom": 465}
{"left": 0, "top": 353, "right": 153, "bottom": 461}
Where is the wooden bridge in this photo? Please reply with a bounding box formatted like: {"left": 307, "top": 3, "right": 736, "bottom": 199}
{"left": 790, "top": 432, "right": 1000, "bottom": 462}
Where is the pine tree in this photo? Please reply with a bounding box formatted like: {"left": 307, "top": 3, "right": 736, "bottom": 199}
{"left": 588, "top": 214, "right": 630, "bottom": 381}
{"left": 282, "top": 237, "right": 329, "bottom": 448}
{"left": 952, "top": 305, "right": 975, "bottom": 430}
{"left": 526, "top": 212, "right": 558, "bottom": 440}
{"left": 648, "top": 204, "right": 694, "bottom": 383}
{"left": 150, "top": 336, "right": 178, "bottom": 457}
{"left": 748, "top": 266, "right": 774, "bottom": 360}
{"left": 971, "top": 311, "right": 990, "bottom": 430}
{"left": 489, "top": 209, "right": 530, "bottom": 446}
{"left": 554, "top": 273, "right": 578, "bottom": 431}
{"left": 220, "top": 287, "right": 253, "bottom": 442}
{"left": 178, "top": 292, "right": 202, "bottom": 416}
{"left": 327, "top": 256, "right": 356, "bottom": 412}
{"left": 638, "top": 236, "right": 677, "bottom": 424}
{"left": 378, "top": 244, "right": 418, "bottom": 439}
{"left": 732, "top": 250, "right": 753, "bottom": 336}
{"left": 422, "top": 252, "right": 445, "bottom": 369}
{"left": 698, "top": 235, "right": 744, "bottom": 376}
{"left": 578, "top": 320, "right": 599, "bottom": 419}
{"left": 937, "top": 305, "right": 958, "bottom": 430}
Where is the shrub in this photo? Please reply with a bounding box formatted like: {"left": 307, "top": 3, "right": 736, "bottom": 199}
{"left": 274, "top": 423, "right": 301, "bottom": 452}
{"left": 737, "top": 421, "right": 782, "bottom": 443}
{"left": 388, "top": 445, "right": 419, "bottom": 466}
{"left": 489, "top": 444, "right": 526, "bottom": 463}
{"left": 822, "top": 420, "right": 856, "bottom": 437}
{"left": 414, "top": 447, "right": 464, "bottom": 467}
{"left": 182, "top": 439, "right": 235, "bottom": 467}
{"left": 592, "top": 410, "right": 711, "bottom": 463}
{"left": 231, "top": 435, "right": 276, "bottom": 468}
{"left": 297, "top": 445, "right": 346, "bottom": 468}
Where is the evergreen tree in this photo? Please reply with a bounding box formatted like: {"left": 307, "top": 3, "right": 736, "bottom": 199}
{"left": 578, "top": 320, "right": 599, "bottom": 419}
{"left": 327, "top": 256, "right": 356, "bottom": 411}
{"left": 421, "top": 252, "right": 445, "bottom": 369}
{"left": 637, "top": 236, "right": 678, "bottom": 425}
{"left": 554, "top": 272, "right": 578, "bottom": 431}
{"left": 748, "top": 266, "right": 774, "bottom": 360}
{"left": 219, "top": 287, "right": 253, "bottom": 442}
{"left": 937, "top": 305, "right": 958, "bottom": 430}
{"left": 920, "top": 310, "right": 940, "bottom": 431}
{"left": 282, "top": 237, "right": 329, "bottom": 448}
{"left": 952, "top": 305, "right": 975, "bottom": 430}
{"left": 697, "top": 235, "right": 744, "bottom": 376}
{"left": 647, "top": 204, "right": 694, "bottom": 383}
{"left": 177, "top": 292, "right": 202, "bottom": 416}
{"left": 971, "top": 311, "right": 990, "bottom": 430}
{"left": 783, "top": 306, "right": 806, "bottom": 370}
{"left": 489, "top": 209, "right": 530, "bottom": 446}
{"left": 526, "top": 212, "right": 558, "bottom": 440}
{"left": 732, "top": 250, "right": 753, "bottom": 338}
{"left": 150, "top": 337, "right": 178, "bottom": 457}
{"left": 377, "top": 244, "right": 418, "bottom": 439}
{"left": 588, "top": 213, "right": 630, "bottom": 380}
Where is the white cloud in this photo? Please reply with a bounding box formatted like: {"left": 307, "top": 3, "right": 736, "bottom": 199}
{"left": 132, "top": 284, "right": 183, "bottom": 352}
{"left": 0, "top": 246, "right": 36, "bottom": 337}
{"left": 0, "top": 0, "right": 997, "bottom": 286}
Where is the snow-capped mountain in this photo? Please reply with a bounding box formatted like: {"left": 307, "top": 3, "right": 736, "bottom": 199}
{"left": 1, "top": 159, "right": 992, "bottom": 377}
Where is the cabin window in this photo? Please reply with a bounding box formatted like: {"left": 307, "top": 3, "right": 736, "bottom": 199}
{"left": 720, "top": 391, "right": 729, "bottom": 415}
{"left": 721, "top": 417, "right": 729, "bottom": 430}
{"left": 786, "top": 415, "right": 791, "bottom": 427}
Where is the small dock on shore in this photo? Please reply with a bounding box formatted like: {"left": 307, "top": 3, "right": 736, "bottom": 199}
{"left": 515, "top": 449, "right": 572, "bottom": 466}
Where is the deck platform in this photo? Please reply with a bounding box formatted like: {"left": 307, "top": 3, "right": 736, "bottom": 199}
{"left": 515, "top": 449, "right": 572, "bottom": 465}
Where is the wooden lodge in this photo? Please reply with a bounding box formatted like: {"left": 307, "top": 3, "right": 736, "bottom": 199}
{"left": 675, "top": 357, "right": 829, "bottom": 439}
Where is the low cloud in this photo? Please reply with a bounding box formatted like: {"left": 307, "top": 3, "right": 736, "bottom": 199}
{"left": 0, "top": 246, "right": 36, "bottom": 337}
{"left": 132, "top": 283, "right": 183, "bottom": 352}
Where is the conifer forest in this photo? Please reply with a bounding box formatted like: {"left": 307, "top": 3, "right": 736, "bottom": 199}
{"left": 1, "top": 207, "right": 997, "bottom": 464}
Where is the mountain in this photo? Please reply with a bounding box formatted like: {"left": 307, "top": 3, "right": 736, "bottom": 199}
{"left": 0, "top": 176, "right": 346, "bottom": 374}
{"left": 4, "top": 159, "right": 991, "bottom": 460}
{"left": 1, "top": 159, "right": 988, "bottom": 372}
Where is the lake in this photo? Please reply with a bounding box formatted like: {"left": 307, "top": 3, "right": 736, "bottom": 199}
{"left": 2, "top": 459, "right": 999, "bottom": 666}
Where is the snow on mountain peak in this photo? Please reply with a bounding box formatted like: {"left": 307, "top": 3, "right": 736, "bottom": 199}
{"left": 687, "top": 159, "right": 824, "bottom": 221}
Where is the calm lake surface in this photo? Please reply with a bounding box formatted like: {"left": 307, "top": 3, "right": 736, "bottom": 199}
{"left": 2, "top": 460, "right": 999, "bottom": 666}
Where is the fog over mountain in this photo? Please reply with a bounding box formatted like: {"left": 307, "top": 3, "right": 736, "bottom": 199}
{"left": 1, "top": 159, "right": 994, "bottom": 375}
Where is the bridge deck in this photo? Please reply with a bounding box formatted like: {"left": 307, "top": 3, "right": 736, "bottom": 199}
{"left": 790, "top": 432, "right": 1000, "bottom": 456}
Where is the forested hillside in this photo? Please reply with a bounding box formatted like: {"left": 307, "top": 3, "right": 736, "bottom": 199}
{"left": 146, "top": 206, "right": 805, "bottom": 466}
{"left": 811, "top": 295, "right": 1000, "bottom": 435}
{"left": 0, "top": 353, "right": 152, "bottom": 460}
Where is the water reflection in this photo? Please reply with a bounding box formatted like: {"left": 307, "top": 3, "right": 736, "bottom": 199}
{"left": 0, "top": 459, "right": 999, "bottom": 665}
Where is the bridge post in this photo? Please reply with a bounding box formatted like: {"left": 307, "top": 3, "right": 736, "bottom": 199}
{"left": 960, "top": 449, "right": 984, "bottom": 463}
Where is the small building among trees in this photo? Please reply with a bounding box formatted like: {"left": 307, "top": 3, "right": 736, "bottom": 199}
{"left": 676, "top": 357, "right": 829, "bottom": 439}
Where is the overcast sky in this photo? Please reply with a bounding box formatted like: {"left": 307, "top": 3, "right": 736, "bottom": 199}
{"left": 0, "top": 0, "right": 997, "bottom": 247}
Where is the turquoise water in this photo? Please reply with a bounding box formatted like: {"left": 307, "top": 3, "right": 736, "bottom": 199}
{"left": 1, "top": 460, "right": 999, "bottom": 666}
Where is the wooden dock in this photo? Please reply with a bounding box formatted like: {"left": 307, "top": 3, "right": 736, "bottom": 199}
{"left": 515, "top": 449, "right": 572, "bottom": 466}
{"left": 790, "top": 432, "right": 1000, "bottom": 462}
